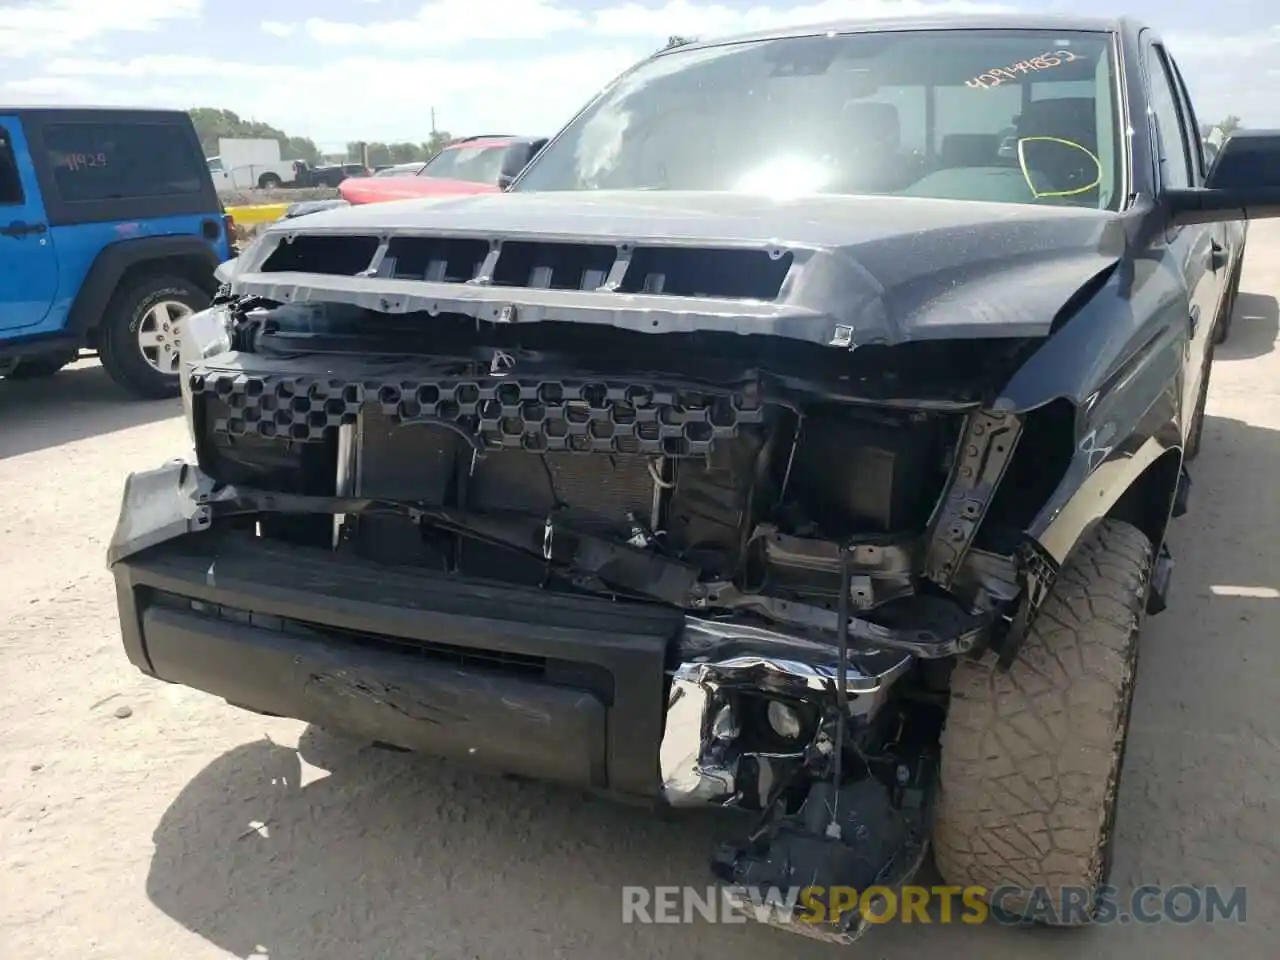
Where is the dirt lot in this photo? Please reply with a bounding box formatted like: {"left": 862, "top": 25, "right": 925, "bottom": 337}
{"left": 2, "top": 226, "right": 1278, "bottom": 959}
{"left": 221, "top": 186, "right": 342, "bottom": 207}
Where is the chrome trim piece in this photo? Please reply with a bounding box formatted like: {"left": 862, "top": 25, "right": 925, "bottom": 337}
{"left": 333, "top": 421, "right": 360, "bottom": 547}
{"left": 659, "top": 617, "right": 912, "bottom": 807}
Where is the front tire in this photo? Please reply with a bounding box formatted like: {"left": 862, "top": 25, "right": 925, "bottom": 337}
{"left": 933, "top": 519, "right": 1152, "bottom": 925}
{"left": 99, "top": 275, "right": 209, "bottom": 400}
{"left": 258, "top": 172, "right": 283, "bottom": 189}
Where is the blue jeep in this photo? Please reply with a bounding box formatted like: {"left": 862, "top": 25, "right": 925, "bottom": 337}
{"left": 1, "top": 107, "right": 231, "bottom": 398}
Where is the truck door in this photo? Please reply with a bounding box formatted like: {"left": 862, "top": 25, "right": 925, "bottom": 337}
{"left": 1141, "top": 39, "right": 1221, "bottom": 447}
{"left": 0, "top": 115, "right": 59, "bottom": 336}
{"left": 1167, "top": 52, "right": 1236, "bottom": 294}
{"left": 207, "top": 157, "right": 234, "bottom": 194}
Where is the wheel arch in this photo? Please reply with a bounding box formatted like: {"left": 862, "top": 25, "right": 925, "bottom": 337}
{"left": 1003, "top": 430, "right": 1182, "bottom": 655}
{"left": 1101, "top": 446, "right": 1183, "bottom": 556}
{"left": 68, "top": 237, "right": 220, "bottom": 348}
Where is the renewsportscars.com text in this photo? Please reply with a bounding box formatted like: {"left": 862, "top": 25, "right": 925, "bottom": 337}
{"left": 622, "top": 884, "right": 1247, "bottom": 926}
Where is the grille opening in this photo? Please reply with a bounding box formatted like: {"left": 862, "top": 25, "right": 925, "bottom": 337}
{"left": 261, "top": 235, "right": 380, "bottom": 275}
{"left": 618, "top": 246, "right": 793, "bottom": 300}
{"left": 491, "top": 241, "right": 616, "bottom": 290}
{"left": 384, "top": 235, "right": 489, "bottom": 283}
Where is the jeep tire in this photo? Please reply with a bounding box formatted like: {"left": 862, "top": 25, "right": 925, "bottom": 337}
{"left": 99, "top": 275, "right": 208, "bottom": 400}
{"left": 933, "top": 519, "right": 1152, "bottom": 924}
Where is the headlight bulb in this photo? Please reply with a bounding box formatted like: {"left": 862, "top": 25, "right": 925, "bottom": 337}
{"left": 766, "top": 699, "right": 803, "bottom": 740}
{"left": 178, "top": 305, "right": 234, "bottom": 444}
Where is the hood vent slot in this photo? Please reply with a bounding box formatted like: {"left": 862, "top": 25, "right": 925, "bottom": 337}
{"left": 618, "top": 246, "right": 792, "bottom": 301}
{"left": 384, "top": 236, "right": 489, "bottom": 283}
{"left": 256, "top": 233, "right": 793, "bottom": 302}
{"left": 260, "top": 235, "right": 380, "bottom": 275}
{"left": 491, "top": 241, "right": 616, "bottom": 291}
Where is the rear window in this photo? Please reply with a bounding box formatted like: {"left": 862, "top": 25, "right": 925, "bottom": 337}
{"left": 42, "top": 121, "right": 206, "bottom": 203}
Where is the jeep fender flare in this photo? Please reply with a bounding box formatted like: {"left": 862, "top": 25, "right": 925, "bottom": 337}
{"left": 66, "top": 236, "right": 221, "bottom": 340}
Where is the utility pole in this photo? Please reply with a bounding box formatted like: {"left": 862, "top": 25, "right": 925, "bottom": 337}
{"left": 430, "top": 107, "right": 437, "bottom": 135}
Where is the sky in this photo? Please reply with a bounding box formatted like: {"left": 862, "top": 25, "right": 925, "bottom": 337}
{"left": 0, "top": 0, "right": 1275, "bottom": 152}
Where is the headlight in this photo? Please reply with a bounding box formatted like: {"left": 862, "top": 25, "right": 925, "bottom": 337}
{"left": 213, "top": 257, "right": 239, "bottom": 284}
{"left": 215, "top": 230, "right": 270, "bottom": 283}
{"left": 178, "top": 305, "right": 234, "bottom": 441}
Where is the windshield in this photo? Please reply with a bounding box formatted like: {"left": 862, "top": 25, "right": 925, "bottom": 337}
{"left": 418, "top": 143, "right": 510, "bottom": 184}
{"left": 515, "top": 29, "right": 1121, "bottom": 210}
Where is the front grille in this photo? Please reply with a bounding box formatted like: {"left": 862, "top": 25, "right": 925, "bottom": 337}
{"left": 618, "top": 246, "right": 792, "bottom": 300}
{"left": 383, "top": 235, "right": 489, "bottom": 283}
{"left": 260, "top": 235, "right": 381, "bottom": 275}
{"left": 251, "top": 232, "right": 793, "bottom": 300}
{"left": 491, "top": 241, "right": 615, "bottom": 290}
{"left": 191, "top": 370, "right": 764, "bottom": 457}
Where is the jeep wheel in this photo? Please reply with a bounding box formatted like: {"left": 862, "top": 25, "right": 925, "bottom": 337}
{"left": 4, "top": 351, "right": 77, "bottom": 379}
{"left": 99, "top": 275, "right": 207, "bottom": 400}
{"left": 933, "top": 519, "right": 1152, "bottom": 925}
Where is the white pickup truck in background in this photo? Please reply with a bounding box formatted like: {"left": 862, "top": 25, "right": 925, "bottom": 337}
{"left": 207, "top": 137, "right": 299, "bottom": 192}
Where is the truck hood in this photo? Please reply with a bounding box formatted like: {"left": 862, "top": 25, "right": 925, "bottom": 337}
{"left": 233, "top": 190, "right": 1128, "bottom": 348}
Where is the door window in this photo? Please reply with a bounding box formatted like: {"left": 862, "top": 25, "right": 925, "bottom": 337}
{"left": 0, "top": 127, "right": 24, "bottom": 205}
{"left": 1145, "top": 44, "right": 1194, "bottom": 190}
{"left": 1165, "top": 51, "right": 1208, "bottom": 182}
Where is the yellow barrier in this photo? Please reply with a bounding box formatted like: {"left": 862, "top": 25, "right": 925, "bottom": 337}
{"left": 224, "top": 203, "right": 289, "bottom": 225}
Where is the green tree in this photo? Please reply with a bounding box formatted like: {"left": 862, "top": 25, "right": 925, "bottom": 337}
{"left": 188, "top": 107, "right": 321, "bottom": 164}
{"left": 423, "top": 131, "right": 453, "bottom": 158}
{"left": 1201, "top": 115, "right": 1243, "bottom": 139}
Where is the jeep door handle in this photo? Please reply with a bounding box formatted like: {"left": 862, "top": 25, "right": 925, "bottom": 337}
{"left": 0, "top": 220, "right": 48, "bottom": 238}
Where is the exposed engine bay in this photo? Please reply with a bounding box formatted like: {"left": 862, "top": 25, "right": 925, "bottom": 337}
{"left": 192, "top": 297, "right": 1052, "bottom": 641}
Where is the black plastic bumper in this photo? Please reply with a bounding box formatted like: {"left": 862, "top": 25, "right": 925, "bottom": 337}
{"left": 112, "top": 527, "right": 681, "bottom": 798}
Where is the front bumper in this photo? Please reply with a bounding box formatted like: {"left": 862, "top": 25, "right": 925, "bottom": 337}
{"left": 112, "top": 517, "right": 680, "bottom": 798}
{"left": 109, "top": 461, "right": 914, "bottom": 802}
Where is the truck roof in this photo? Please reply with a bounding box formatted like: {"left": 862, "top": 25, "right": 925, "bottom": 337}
{"left": 661, "top": 13, "right": 1136, "bottom": 55}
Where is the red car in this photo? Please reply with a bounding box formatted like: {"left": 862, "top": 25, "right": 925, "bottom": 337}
{"left": 340, "top": 135, "right": 548, "bottom": 205}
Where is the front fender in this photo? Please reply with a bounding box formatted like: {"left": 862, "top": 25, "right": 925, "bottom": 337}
{"left": 995, "top": 250, "right": 1189, "bottom": 566}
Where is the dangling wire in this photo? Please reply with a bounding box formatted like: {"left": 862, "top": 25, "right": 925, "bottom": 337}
{"left": 828, "top": 543, "right": 853, "bottom": 839}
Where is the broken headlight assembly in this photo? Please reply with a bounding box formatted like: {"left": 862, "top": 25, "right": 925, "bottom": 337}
{"left": 178, "top": 304, "right": 233, "bottom": 441}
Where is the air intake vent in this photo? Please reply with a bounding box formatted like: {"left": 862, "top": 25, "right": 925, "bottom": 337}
{"left": 491, "top": 241, "right": 616, "bottom": 291}
{"left": 260, "top": 235, "right": 381, "bottom": 275}
{"left": 618, "top": 247, "right": 792, "bottom": 300}
{"left": 383, "top": 236, "right": 489, "bottom": 282}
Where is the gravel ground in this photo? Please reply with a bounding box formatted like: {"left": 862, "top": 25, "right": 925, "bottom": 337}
{"left": 2, "top": 225, "right": 1278, "bottom": 959}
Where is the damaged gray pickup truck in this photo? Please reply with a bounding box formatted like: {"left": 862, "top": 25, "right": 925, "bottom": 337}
{"left": 110, "top": 15, "right": 1279, "bottom": 940}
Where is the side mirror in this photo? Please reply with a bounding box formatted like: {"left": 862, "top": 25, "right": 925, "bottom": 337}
{"left": 1169, "top": 130, "right": 1280, "bottom": 225}
{"left": 497, "top": 173, "right": 515, "bottom": 190}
